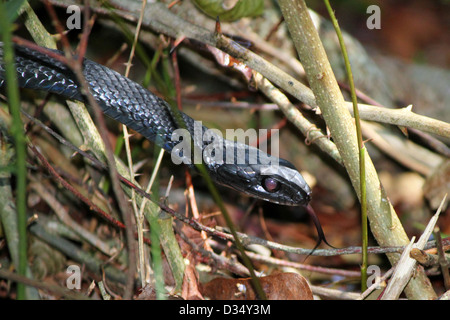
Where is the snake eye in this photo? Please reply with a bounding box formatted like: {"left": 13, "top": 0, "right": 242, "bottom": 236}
{"left": 263, "top": 177, "right": 280, "bottom": 193}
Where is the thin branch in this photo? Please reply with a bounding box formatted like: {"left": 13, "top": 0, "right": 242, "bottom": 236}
{"left": 244, "top": 250, "right": 361, "bottom": 278}
{"left": 310, "top": 285, "right": 360, "bottom": 300}
{"left": 434, "top": 226, "right": 450, "bottom": 290}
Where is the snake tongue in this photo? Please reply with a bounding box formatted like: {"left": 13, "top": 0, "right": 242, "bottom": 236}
{"left": 306, "top": 204, "right": 336, "bottom": 254}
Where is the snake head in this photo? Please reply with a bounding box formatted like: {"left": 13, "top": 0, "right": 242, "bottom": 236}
{"left": 215, "top": 159, "right": 312, "bottom": 206}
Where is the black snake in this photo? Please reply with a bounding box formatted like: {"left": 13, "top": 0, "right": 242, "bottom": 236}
{"left": 0, "top": 42, "right": 312, "bottom": 207}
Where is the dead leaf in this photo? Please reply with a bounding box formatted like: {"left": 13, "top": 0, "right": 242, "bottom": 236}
{"left": 181, "top": 263, "right": 204, "bottom": 300}
{"left": 200, "top": 272, "right": 313, "bottom": 300}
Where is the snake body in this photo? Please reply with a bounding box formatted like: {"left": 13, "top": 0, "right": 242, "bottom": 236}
{"left": 0, "top": 43, "right": 311, "bottom": 206}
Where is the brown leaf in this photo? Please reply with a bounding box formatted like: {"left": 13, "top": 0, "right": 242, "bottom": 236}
{"left": 181, "top": 263, "right": 204, "bottom": 300}
{"left": 200, "top": 273, "right": 313, "bottom": 300}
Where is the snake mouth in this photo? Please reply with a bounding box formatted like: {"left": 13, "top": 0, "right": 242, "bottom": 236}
{"left": 277, "top": 181, "right": 312, "bottom": 206}
{"left": 293, "top": 188, "right": 312, "bottom": 206}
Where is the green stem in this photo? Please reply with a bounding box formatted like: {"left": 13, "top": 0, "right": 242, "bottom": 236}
{"left": 145, "top": 208, "right": 166, "bottom": 300}
{"left": 322, "top": 0, "right": 368, "bottom": 292}
{"left": 0, "top": 2, "right": 28, "bottom": 299}
{"left": 360, "top": 147, "right": 368, "bottom": 290}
